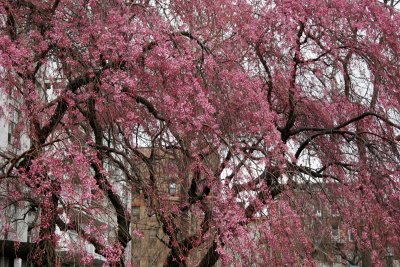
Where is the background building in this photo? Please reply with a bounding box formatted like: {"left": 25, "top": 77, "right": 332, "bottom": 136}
{"left": 0, "top": 80, "right": 126, "bottom": 266}
{"left": 130, "top": 148, "right": 219, "bottom": 267}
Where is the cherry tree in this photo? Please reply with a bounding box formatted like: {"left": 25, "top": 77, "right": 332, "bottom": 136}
{"left": 0, "top": 0, "right": 399, "bottom": 266}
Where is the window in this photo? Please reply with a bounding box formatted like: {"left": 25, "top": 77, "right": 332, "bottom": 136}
{"left": 332, "top": 225, "right": 340, "bottom": 242}
{"left": 8, "top": 108, "right": 19, "bottom": 144}
{"left": 12, "top": 109, "right": 19, "bottom": 127}
{"left": 132, "top": 206, "right": 140, "bottom": 221}
{"left": 348, "top": 230, "right": 355, "bottom": 241}
{"left": 8, "top": 121, "right": 15, "bottom": 144}
{"left": 316, "top": 209, "right": 322, "bottom": 217}
{"left": 168, "top": 182, "right": 177, "bottom": 195}
{"left": 149, "top": 228, "right": 158, "bottom": 242}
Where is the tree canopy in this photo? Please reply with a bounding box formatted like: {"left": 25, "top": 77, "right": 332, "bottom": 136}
{"left": 0, "top": 0, "right": 399, "bottom": 266}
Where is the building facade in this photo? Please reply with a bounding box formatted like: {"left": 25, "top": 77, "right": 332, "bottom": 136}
{"left": 130, "top": 148, "right": 219, "bottom": 267}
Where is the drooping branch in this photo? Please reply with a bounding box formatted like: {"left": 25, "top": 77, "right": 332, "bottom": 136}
{"left": 255, "top": 42, "right": 273, "bottom": 105}
{"left": 82, "top": 97, "right": 131, "bottom": 249}
{"left": 135, "top": 95, "right": 166, "bottom": 122}
{"left": 279, "top": 21, "right": 305, "bottom": 142}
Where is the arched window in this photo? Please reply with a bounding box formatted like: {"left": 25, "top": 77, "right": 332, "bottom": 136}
{"left": 168, "top": 182, "right": 177, "bottom": 195}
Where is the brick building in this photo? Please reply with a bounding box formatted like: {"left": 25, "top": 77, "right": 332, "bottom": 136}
{"left": 130, "top": 148, "right": 219, "bottom": 267}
